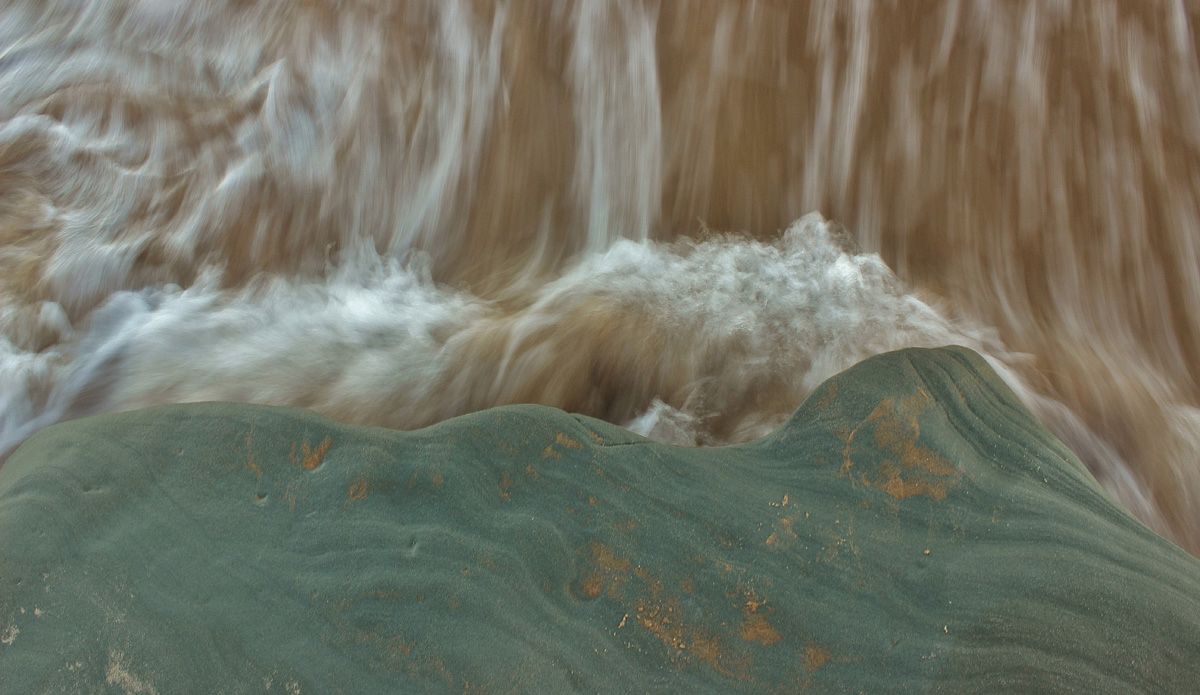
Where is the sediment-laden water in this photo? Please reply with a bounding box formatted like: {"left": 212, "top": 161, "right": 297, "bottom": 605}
{"left": 1, "top": 0, "right": 1198, "bottom": 553}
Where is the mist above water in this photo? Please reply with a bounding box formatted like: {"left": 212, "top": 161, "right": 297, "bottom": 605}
{"left": 1, "top": 0, "right": 1198, "bottom": 553}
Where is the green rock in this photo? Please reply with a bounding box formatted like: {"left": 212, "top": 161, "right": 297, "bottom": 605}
{"left": 0, "top": 346, "right": 1197, "bottom": 694}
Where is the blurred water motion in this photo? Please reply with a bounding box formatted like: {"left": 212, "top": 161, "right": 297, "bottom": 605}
{"left": 1, "top": 0, "right": 1199, "bottom": 553}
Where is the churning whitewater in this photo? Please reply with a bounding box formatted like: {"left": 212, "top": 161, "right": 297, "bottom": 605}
{"left": 1, "top": 0, "right": 1199, "bottom": 552}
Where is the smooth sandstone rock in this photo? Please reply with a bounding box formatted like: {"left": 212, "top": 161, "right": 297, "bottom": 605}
{"left": 0, "top": 346, "right": 1197, "bottom": 693}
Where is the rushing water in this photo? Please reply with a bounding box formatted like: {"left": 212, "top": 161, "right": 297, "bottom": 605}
{"left": 1, "top": 0, "right": 1198, "bottom": 554}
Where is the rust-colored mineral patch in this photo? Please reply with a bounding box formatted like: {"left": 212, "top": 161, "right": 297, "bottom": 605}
{"left": 738, "top": 590, "right": 781, "bottom": 647}
{"left": 765, "top": 515, "right": 800, "bottom": 551}
{"left": 591, "top": 543, "right": 631, "bottom": 573}
{"left": 555, "top": 432, "right": 584, "bottom": 449}
{"left": 578, "top": 542, "right": 633, "bottom": 600}
{"left": 282, "top": 480, "right": 302, "bottom": 511}
{"left": 499, "top": 472, "right": 514, "bottom": 501}
{"left": 804, "top": 642, "right": 831, "bottom": 672}
{"left": 243, "top": 435, "right": 262, "bottom": 478}
{"left": 348, "top": 478, "right": 370, "bottom": 501}
{"left": 296, "top": 436, "right": 332, "bottom": 471}
{"left": 740, "top": 614, "right": 781, "bottom": 647}
{"left": 582, "top": 574, "right": 606, "bottom": 599}
{"left": 840, "top": 390, "right": 961, "bottom": 501}
{"left": 635, "top": 597, "right": 688, "bottom": 650}
{"left": 573, "top": 543, "right": 755, "bottom": 680}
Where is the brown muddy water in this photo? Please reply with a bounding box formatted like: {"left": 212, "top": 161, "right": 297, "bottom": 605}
{"left": 1, "top": 0, "right": 1199, "bottom": 554}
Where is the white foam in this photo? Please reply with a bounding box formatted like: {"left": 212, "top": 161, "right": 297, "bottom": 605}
{"left": 1, "top": 213, "right": 1041, "bottom": 459}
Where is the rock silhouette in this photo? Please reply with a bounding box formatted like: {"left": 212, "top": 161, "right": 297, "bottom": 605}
{"left": 1, "top": 347, "right": 1197, "bottom": 693}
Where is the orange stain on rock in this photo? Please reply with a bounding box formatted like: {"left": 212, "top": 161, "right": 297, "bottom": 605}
{"left": 579, "top": 542, "right": 633, "bottom": 601}
{"left": 738, "top": 590, "right": 782, "bottom": 647}
{"left": 555, "top": 432, "right": 583, "bottom": 450}
{"left": 298, "top": 436, "right": 332, "bottom": 470}
{"left": 590, "top": 543, "right": 632, "bottom": 573}
{"left": 348, "top": 478, "right": 370, "bottom": 501}
{"left": 765, "top": 515, "right": 799, "bottom": 551}
{"left": 582, "top": 574, "right": 605, "bottom": 599}
{"left": 804, "top": 642, "right": 831, "bottom": 672}
{"left": 499, "top": 472, "right": 514, "bottom": 501}
{"left": 574, "top": 543, "right": 755, "bottom": 680}
{"left": 634, "top": 593, "right": 745, "bottom": 678}
{"left": 841, "top": 390, "right": 961, "bottom": 501}
{"left": 282, "top": 481, "right": 301, "bottom": 512}
{"left": 740, "top": 614, "right": 782, "bottom": 647}
{"left": 243, "top": 436, "right": 263, "bottom": 478}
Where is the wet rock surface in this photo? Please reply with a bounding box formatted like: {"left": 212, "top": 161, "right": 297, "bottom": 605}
{"left": 1, "top": 347, "right": 1197, "bottom": 693}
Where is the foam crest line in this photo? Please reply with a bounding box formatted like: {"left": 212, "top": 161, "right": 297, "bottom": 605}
{"left": 0, "top": 215, "right": 990, "bottom": 441}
